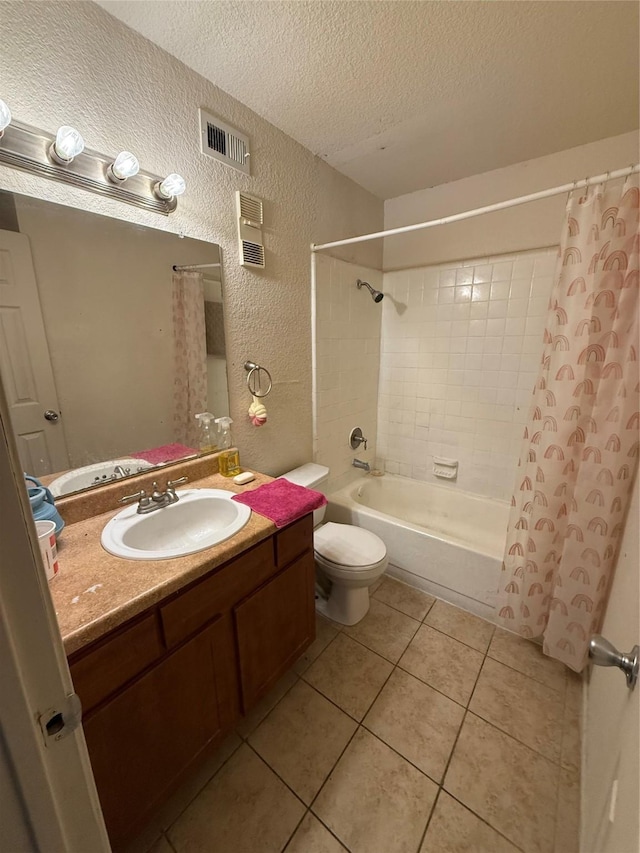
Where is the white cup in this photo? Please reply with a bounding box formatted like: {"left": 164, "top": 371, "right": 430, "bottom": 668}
{"left": 35, "top": 520, "right": 59, "bottom": 581}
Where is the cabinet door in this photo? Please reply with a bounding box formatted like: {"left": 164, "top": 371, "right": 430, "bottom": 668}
{"left": 235, "top": 552, "right": 315, "bottom": 711}
{"left": 82, "top": 617, "right": 233, "bottom": 846}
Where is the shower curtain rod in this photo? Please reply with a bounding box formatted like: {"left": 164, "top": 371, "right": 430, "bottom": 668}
{"left": 172, "top": 263, "right": 222, "bottom": 271}
{"left": 311, "top": 163, "right": 640, "bottom": 252}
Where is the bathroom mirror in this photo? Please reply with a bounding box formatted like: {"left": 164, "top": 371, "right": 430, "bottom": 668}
{"left": 0, "top": 189, "right": 229, "bottom": 496}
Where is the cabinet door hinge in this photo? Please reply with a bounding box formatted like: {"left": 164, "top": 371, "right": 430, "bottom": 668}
{"left": 37, "top": 693, "right": 82, "bottom": 746}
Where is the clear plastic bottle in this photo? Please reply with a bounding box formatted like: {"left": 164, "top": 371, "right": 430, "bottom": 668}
{"left": 216, "top": 417, "right": 241, "bottom": 477}
{"left": 195, "top": 412, "right": 218, "bottom": 452}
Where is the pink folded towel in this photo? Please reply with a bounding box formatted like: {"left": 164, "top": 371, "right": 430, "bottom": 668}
{"left": 231, "top": 478, "right": 327, "bottom": 528}
{"left": 131, "top": 443, "right": 198, "bottom": 465}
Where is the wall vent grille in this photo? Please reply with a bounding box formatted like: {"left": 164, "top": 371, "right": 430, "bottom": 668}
{"left": 199, "top": 109, "right": 250, "bottom": 175}
{"left": 236, "top": 192, "right": 265, "bottom": 269}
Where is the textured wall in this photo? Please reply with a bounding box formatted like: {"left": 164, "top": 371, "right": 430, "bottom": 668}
{"left": 384, "top": 132, "right": 639, "bottom": 270}
{"left": 314, "top": 255, "right": 382, "bottom": 493}
{"left": 0, "top": 1, "right": 383, "bottom": 476}
{"left": 377, "top": 248, "right": 556, "bottom": 501}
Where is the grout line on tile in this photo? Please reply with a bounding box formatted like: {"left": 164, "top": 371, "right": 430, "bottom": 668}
{"left": 442, "top": 790, "right": 528, "bottom": 853}
{"left": 245, "top": 741, "right": 309, "bottom": 810}
{"left": 162, "top": 735, "right": 245, "bottom": 835}
{"left": 415, "top": 784, "right": 442, "bottom": 853}
{"left": 280, "top": 807, "right": 310, "bottom": 853}
{"left": 420, "top": 616, "right": 495, "bottom": 656}
{"left": 394, "top": 660, "right": 468, "bottom": 711}
{"left": 162, "top": 832, "right": 178, "bottom": 853}
{"left": 485, "top": 645, "right": 567, "bottom": 696}
{"left": 359, "top": 717, "right": 444, "bottom": 789}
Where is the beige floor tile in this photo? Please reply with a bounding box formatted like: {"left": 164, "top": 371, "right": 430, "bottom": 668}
{"left": 158, "top": 733, "right": 242, "bottom": 830}
{"left": 369, "top": 574, "right": 385, "bottom": 595}
{"left": 399, "top": 624, "right": 484, "bottom": 706}
{"left": 488, "top": 628, "right": 566, "bottom": 693}
{"left": 554, "top": 767, "right": 580, "bottom": 853}
{"left": 286, "top": 813, "right": 348, "bottom": 853}
{"left": 147, "top": 836, "right": 174, "bottom": 853}
{"left": 343, "top": 598, "right": 421, "bottom": 663}
{"left": 294, "top": 615, "right": 340, "bottom": 675}
{"left": 425, "top": 599, "right": 495, "bottom": 653}
{"left": 303, "top": 633, "right": 393, "bottom": 720}
{"left": 168, "top": 744, "right": 305, "bottom": 853}
{"left": 250, "top": 680, "right": 357, "bottom": 804}
{"left": 373, "top": 576, "right": 436, "bottom": 621}
{"left": 444, "top": 713, "right": 559, "bottom": 853}
{"left": 420, "top": 791, "right": 520, "bottom": 853}
{"left": 470, "top": 657, "right": 564, "bottom": 762}
{"left": 313, "top": 728, "right": 438, "bottom": 853}
{"left": 364, "top": 669, "right": 464, "bottom": 783}
{"left": 122, "top": 826, "right": 165, "bottom": 853}
{"left": 236, "top": 668, "right": 298, "bottom": 738}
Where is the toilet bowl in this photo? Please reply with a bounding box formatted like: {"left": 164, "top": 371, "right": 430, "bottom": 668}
{"left": 280, "top": 464, "right": 388, "bottom": 626}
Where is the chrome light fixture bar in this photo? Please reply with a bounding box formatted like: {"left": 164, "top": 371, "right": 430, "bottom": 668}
{"left": 0, "top": 116, "right": 183, "bottom": 215}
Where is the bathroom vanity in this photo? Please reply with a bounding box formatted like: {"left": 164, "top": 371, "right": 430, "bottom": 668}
{"left": 52, "top": 465, "right": 315, "bottom": 848}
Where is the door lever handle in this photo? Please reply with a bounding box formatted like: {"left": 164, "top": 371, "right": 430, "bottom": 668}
{"left": 589, "top": 635, "right": 639, "bottom": 689}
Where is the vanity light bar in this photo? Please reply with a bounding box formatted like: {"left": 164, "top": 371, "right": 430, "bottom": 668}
{"left": 0, "top": 105, "right": 184, "bottom": 215}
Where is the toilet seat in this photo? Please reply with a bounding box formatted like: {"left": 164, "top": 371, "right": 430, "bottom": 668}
{"left": 314, "top": 522, "right": 387, "bottom": 570}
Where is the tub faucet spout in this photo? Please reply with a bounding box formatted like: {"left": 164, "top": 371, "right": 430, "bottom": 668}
{"left": 353, "top": 458, "right": 370, "bottom": 472}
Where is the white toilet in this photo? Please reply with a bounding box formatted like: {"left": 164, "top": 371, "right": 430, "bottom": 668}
{"left": 281, "top": 463, "right": 388, "bottom": 625}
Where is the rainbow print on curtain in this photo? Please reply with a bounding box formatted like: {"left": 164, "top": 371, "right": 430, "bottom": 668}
{"left": 497, "top": 175, "right": 639, "bottom": 672}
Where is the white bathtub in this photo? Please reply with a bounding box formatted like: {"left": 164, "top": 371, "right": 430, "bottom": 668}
{"left": 326, "top": 474, "right": 510, "bottom": 620}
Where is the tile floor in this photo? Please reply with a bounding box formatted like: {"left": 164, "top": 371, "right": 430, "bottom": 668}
{"left": 128, "top": 575, "right": 581, "bottom": 853}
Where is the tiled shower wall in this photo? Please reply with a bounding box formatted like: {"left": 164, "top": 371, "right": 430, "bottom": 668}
{"left": 314, "top": 255, "right": 382, "bottom": 493}
{"left": 376, "top": 248, "right": 557, "bottom": 501}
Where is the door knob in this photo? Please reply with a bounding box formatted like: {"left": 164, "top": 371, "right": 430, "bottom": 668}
{"left": 44, "top": 410, "right": 60, "bottom": 422}
{"left": 589, "top": 635, "right": 639, "bottom": 689}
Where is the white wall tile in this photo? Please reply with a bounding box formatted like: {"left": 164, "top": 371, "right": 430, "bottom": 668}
{"left": 378, "top": 247, "right": 556, "bottom": 501}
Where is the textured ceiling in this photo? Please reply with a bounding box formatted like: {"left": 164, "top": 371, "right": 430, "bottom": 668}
{"left": 97, "top": 0, "right": 639, "bottom": 199}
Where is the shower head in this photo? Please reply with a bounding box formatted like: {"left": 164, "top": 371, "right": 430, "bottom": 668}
{"left": 356, "top": 279, "right": 384, "bottom": 303}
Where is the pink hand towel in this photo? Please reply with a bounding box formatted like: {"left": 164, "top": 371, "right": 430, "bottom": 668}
{"left": 131, "top": 443, "right": 198, "bottom": 465}
{"left": 231, "top": 478, "right": 326, "bottom": 528}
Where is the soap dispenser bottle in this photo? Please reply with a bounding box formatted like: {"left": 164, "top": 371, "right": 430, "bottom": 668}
{"left": 195, "top": 412, "right": 218, "bottom": 452}
{"left": 216, "top": 417, "right": 241, "bottom": 477}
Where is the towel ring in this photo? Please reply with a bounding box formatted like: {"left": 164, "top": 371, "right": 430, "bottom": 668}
{"left": 244, "top": 361, "right": 272, "bottom": 398}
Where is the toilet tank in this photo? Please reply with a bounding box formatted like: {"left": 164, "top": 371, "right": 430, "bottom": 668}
{"left": 280, "top": 463, "right": 329, "bottom": 527}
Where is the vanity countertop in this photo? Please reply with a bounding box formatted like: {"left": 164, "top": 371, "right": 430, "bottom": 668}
{"left": 51, "top": 470, "right": 277, "bottom": 656}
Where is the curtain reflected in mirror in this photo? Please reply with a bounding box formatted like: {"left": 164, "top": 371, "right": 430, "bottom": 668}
{"left": 0, "top": 189, "right": 229, "bottom": 496}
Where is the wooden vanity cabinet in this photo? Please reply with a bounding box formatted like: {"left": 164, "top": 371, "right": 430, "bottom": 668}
{"left": 68, "top": 514, "right": 315, "bottom": 848}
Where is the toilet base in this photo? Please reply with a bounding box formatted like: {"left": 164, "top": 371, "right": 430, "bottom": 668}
{"left": 316, "top": 584, "right": 370, "bottom": 626}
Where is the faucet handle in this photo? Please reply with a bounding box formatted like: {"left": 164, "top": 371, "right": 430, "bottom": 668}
{"left": 167, "top": 476, "right": 188, "bottom": 490}
{"left": 119, "top": 489, "right": 147, "bottom": 505}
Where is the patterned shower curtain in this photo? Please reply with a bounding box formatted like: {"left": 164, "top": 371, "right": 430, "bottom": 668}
{"left": 172, "top": 270, "right": 207, "bottom": 449}
{"left": 497, "top": 174, "right": 639, "bottom": 672}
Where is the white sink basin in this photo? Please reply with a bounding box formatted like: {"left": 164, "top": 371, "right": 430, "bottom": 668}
{"left": 49, "top": 458, "right": 154, "bottom": 497}
{"left": 101, "top": 489, "right": 251, "bottom": 560}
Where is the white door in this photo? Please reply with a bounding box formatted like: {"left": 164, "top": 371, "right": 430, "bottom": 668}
{"left": 0, "top": 229, "right": 69, "bottom": 475}
{"left": 0, "top": 375, "right": 109, "bottom": 851}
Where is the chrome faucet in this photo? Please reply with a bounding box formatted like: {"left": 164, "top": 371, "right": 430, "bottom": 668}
{"left": 119, "top": 477, "right": 189, "bottom": 514}
{"left": 352, "top": 458, "right": 370, "bottom": 472}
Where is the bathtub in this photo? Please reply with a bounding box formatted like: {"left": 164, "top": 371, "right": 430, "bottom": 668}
{"left": 326, "top": 474, "right": 510, "bottom": 621}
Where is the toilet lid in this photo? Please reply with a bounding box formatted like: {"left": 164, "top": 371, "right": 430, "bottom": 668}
{"left": 314, "top": 522, "right": 386, "bottom": 568}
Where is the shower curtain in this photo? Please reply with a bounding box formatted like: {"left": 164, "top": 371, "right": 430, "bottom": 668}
{"left": 497, "top": 174, "right": 639, "bottom": 672}
{"left": 172, "top": 270, "right": 207, "bottom": 449}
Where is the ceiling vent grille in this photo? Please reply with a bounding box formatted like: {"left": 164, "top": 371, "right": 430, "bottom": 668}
{"left": 199, "top": 109, "right": 250, "bottom": 175}
{"left": 236, "top": 192, "right": 265, "bottom": 269}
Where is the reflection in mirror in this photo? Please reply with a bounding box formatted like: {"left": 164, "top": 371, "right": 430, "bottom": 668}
{"left": 0, "top": 190, "right": 229, "bottom": 497}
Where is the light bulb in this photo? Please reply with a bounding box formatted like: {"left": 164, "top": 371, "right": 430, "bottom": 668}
{"left": 0, "top": 99, "right": 11, "bottom": 136}
{"left": 155, "top": 173, "right": 186, "bottom": 200}
{"left": 51, "top": 125, "right": 85, "bottom": 163}
{"left": 108, "top": 150, "right": 140, "bottom": 182}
